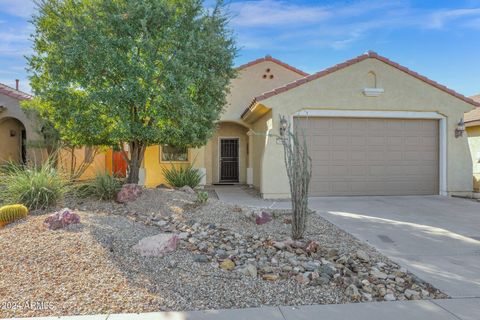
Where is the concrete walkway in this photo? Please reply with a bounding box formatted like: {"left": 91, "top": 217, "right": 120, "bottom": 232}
{"left": 10, "top": 298, "right": 480, "bottom": 320}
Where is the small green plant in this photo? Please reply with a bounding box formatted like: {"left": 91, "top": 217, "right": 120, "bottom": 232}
{"left": 0, "top": 162, "right": 69, "bottom": 210}
{"left": 196, "top": 191, "right": 209, "bottom": 203}
{"left": 0, "top": 204, "right": 29, "bottom": 225}
{"left": 162, "top": 163, "right": 204, "bottom": 188}
{"left": 76, "top": 172, "right": 122, "bottom": 200}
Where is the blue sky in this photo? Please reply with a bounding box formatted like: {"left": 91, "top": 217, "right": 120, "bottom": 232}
{"left": 1, "top": 0, "right": 479, "bottom": 96}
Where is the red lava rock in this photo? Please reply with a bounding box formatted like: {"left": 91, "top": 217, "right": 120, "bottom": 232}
{"left": 116, "top": 184, "right": 142, "bottom": 203}
{"left": 305, "top": 240, "right": 319, "bottom": 254}
{"left": 44, "top": 208, "right": 80, "bottom": 230}
{"left": 255, "top": 211, "right": 272, "bottom": 225}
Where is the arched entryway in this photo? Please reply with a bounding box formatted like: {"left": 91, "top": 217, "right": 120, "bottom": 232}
{"left": 205, "top": 121, "right": 251, "bottom": 184}
{"left": 0, "top": 117, "right": 27, "bottom": 164}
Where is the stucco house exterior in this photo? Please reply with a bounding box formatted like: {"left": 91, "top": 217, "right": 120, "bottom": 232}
{"left": 141, "top": 51, "right": 479, "bottom": 198}
{"left": 464, "top": 94, "right": 480, "bottom": 191}
{"left": 0, "top": 82, "right": 44, "bottom": 166}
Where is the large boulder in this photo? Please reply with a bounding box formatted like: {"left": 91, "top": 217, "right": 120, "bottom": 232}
{"left": 132, "top": 233, "right": 179, "bottom": 257}
{"left": 44, "top": 208, "right": 80, "bottom": 230}
{"left": 116, "top": 184, "right": 142, "bottom": 203}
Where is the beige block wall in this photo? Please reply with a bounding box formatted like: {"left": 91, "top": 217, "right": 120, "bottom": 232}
{"left": 57, "top": 147, "right": 106, "bottom": 180}
{"left": 255, "top": 58, "right": 473, "bottom": 198}
{"left": 205, "top": 122, "right": 249, "bottom": 184}
{"left": 467, "top": 126, "right": 480, "bottom": 191}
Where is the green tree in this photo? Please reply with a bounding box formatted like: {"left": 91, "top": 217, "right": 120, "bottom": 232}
{"left": 28, "top": 0, "right": 237, "bottom": 183}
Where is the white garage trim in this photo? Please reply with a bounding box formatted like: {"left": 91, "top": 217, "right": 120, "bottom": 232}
{"left": 292, "top": 110, "right": 447, "bottom": 196}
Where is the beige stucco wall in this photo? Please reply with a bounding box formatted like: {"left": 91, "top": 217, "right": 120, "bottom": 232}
{"left": 204, "top": 122, "right": 249, "bottom": 184}
{"left": 222, "top": 61, "right": 304, "bottom": 124}
{"left": 254, "top": 58, "right": 473, "bottom": 198}
{"left": 0, "top": 93, "right": 45, "bottom": 166}
{"left": 466, "top": 126, "right": 480, "bottom": 191}
{"left": 251, "top": 111, "right": 272, "bottom": 190}
{"left": 0, "top": 117, "right": 24, "bottom": 163}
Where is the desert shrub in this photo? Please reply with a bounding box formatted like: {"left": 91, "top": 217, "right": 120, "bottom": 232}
{"left": 0, "top": 162, "right": 69, "bottom": 210}
{"left": 196, "top": 191, "right": 209, "bottom": 203}
{"left": 0, "top": 204, "right": 29, "bottom": 225}
{"left": 162, "top": 163, "right": 204, "bottom": 188}
{"left": 76, "top": 172, "right": 122, "bottom": 200}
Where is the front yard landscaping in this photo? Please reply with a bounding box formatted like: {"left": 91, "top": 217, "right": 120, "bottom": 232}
{"left": 0, "top": 187, "right": 447, "bottom": 318}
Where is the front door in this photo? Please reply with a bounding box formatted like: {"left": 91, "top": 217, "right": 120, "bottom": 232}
{"left": 220, "top": 138, "right": 239, "bottom": 183}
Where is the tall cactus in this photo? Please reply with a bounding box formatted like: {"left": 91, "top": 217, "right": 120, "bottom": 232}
{"left": 0, "top": 204, "right": 29, "bottom": 225}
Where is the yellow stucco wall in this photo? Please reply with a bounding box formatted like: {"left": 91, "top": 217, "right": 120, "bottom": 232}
{"left": 143, "top": 145, "right": 193, "bottom": 187}
{"left": 252, "top": 58, "right": 474, "bottom": 198}
{"left": 467, "top": 126, "right": 480, "bottom": 191}
{"left": 58, "top": 147, "right": 106, "bottom": 180}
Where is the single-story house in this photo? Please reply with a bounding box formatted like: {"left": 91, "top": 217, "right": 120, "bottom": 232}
{"left": 141, "top": 51, "right": 479, "bottom": 198}
{"left": 4, "top": 52, "right": 478, "bottom": 198}
{"left": 464, "top": 94, "right": 480, "bottom": 191}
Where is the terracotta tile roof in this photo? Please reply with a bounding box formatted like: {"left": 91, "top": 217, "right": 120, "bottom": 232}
{"left": 237, "top": 55, "right": 309, "bottom": 77}
{"left": 242, "top": 51, "right": 480, "bottom": 119}
{"left": 465, "top": 95, "right": 480, "bottom": 124}
{"left": 0, "top": 82, "right": 32, "bottom": 101}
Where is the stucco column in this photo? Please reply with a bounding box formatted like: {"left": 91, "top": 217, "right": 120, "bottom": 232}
{"left": 247, "top": 130, "right": 254, "bottom": 185}
{"left": 191, "top": 146, "right": 206, "bottom": 186}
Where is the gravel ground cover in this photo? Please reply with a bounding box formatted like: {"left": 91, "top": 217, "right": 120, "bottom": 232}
{"left": 0, "top": 188, "right": 446, "bottom": 318}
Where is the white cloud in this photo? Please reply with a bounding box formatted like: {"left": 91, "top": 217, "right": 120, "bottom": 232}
{"left": 428, "top": 8, "right": 480, "bottom": 29}
{"left": 228, "top": 0, "right": 331, "bottom": 27}
{"left": 0, "top": 0, "right": 36, "bottom": 18}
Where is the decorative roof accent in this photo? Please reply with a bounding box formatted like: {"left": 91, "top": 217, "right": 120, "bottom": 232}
{"left": 242, "top": 51, "right": 480, "bottom": 119}
{"left": 236, "top": 55, "right": 309, "bottom": 77}
{"left": 0, "top": 82, "right": 32, "bottom": 101}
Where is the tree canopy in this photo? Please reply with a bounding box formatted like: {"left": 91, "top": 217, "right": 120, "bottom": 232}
{"left": 28, "top": 0, "right": 237, "bottom": 182}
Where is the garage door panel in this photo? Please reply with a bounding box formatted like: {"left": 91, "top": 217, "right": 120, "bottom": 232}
{"left": 296, "top": 117, "right": 439, "bottom": 196}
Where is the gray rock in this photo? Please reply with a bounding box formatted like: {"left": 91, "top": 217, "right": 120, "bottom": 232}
{"left": 384, "top": 293, "right": 396, "bottom": 301}
{"left": 356, "top": 250, "right": 370, "bottom": 262}
{"left": 370, "top": 269, "right": 388, "bottom": 279}
{"left": 194, "top": 254, "right": 209, "bottom": 263}
{"left": 345, "top": 284, "right": 361, "bottom": 300}
{"left": 404, "top": 289, "right": 420, "bottom": 300}
{"left": 237, "top": 264, "right": 257, "bottom": 277}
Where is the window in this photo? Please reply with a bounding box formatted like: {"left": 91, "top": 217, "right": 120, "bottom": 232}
{"left": 161, "top": 145, "right": 188, "bottom": 162}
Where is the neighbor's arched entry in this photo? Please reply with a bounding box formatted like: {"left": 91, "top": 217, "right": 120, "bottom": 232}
{"left": 0, "top": 117, "right": 27, "bottom": 165}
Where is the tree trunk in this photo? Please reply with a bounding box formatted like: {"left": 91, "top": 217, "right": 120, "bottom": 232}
{"left": 126, "top": 140, "right": 146, "bottom": 184}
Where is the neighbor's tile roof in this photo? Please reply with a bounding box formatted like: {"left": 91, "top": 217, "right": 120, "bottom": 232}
{"left": 464, "top": 95, "right": 480, "bottom": 124}
{"left": 242, "top": 51, "right": 480, "bottom": 119}
{"left": 0, "top": 82, "right": 32, "bottom": 101}
{"left": 237, "top": 55, "right": 309, "bottom": 77}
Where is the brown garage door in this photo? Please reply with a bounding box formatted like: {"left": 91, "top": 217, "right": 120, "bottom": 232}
{"left": 295, "top": 117, "right": 439, "bottom": 196}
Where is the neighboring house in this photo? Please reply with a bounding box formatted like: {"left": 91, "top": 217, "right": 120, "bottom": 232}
{"left": 464, "top": 94, "right": 480, "bottom": 191}
{"left": 0, "top": 82, "right": 44, "bottom": 166}
{"left": 142, "top": 51, "right": 479, "bottom": 198}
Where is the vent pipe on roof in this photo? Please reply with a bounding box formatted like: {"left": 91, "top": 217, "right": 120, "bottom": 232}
{"left": 15, "top": 79, "right": 19, "bottom": 91}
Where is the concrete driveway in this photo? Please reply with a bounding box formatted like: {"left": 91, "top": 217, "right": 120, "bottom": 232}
{"left": 309, "top": 196, "right": 480, "bottom": 298}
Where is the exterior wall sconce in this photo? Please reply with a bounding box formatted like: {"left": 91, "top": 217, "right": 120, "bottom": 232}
{"left": 455, "top": 118, "right": 465, "bottom": 138}
{"left": 279, "top": 115, "right": 288, "bottom": 137}
{"left": 10, "top": 130, "right": 16, "bottom": 137}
